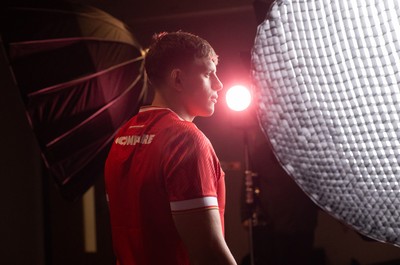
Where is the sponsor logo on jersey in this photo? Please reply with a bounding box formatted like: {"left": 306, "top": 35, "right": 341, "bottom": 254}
{"left": 115, "top": 134, "right": 155, "bottom": 145}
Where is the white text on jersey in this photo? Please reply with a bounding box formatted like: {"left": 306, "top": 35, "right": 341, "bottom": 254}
{"left": 115, "top": 134, "right": 155, "bottom": 145}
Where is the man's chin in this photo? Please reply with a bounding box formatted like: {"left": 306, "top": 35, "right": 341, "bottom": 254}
{"left": 193, "top": 106, "right": 215, "bottom": 118}
{"left": 204, "top": 108, "right": 215, "bottom": 117}
{"left": 196, "top": 112, "right": 214, "bottom": 119}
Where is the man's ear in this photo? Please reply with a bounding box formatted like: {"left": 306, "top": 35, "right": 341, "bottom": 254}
{"left": 170, "top": 68, "right": 184, "bottom": 92}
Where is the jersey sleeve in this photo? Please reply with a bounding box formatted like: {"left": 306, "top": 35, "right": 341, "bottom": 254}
{"left": 161, "top": 123, "right": 223, "bottom": 214}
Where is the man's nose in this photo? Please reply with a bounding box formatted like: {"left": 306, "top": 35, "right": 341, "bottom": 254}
{"left": 213, "top": 75, "right": 223, "bottom": 91}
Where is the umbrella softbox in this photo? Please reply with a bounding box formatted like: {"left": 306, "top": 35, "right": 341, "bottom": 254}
{"left": 1, "top": 2, "right": 146, "bottom": 200}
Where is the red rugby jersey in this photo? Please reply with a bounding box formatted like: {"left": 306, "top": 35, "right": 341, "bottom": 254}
{"left": 105, "top": 106, "right": 225, "bottom": 265}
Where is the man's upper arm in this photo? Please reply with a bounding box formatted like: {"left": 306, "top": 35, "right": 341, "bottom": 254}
{"left": 172, "top": 209, "right": 237, "bottom": 265}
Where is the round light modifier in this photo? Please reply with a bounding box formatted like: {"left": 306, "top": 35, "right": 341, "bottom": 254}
{"left": 252, "top": 0, "right": 400, "bottom": 247}
{"left": 226, "top": 85, "right": 252, "bottom": 111}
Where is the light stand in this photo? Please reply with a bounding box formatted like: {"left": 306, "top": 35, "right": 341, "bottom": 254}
{"left": 226, "top": 84, "right": 260, "bottom": 265}
{"left": 243, "top": 130, "right": 257, "bottom": 265}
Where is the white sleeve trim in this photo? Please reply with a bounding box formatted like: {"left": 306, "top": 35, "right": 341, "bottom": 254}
{"left": 170, "top": 196, "right": 218, "bottom": 211}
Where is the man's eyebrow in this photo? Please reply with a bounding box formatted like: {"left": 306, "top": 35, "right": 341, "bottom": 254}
{"left": 201, "top": 65, "right": 215, "bottom": 73}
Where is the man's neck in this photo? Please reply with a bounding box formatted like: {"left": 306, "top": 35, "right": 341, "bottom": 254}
{"left": 151, "top": 93, "right": 194, "bottom": 122}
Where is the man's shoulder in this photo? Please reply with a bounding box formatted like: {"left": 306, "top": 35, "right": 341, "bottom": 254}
{"left": 164, "top": 121, "right": 204, "bottom": 143}
{"left": 121, "top": 107, "right": 208, "bottom": 144}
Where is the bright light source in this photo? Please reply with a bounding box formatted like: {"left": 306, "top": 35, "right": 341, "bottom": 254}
{"left": 226, "top": 85, "right": 252, "bottom": 111}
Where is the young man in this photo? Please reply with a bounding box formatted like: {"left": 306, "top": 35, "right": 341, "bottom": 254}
{"left": 105, "top": 31, "right": 237, "bottom": 265}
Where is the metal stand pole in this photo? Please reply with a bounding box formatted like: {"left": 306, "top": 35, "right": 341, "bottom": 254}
{"left": 243, "top": 130, "right": 256, "bottom": 265}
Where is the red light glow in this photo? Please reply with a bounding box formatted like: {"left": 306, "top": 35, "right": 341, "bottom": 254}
{"left": 225, "top": 85, "right": 252, "bottom": 111}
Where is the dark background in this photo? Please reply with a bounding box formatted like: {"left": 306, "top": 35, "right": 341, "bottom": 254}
{"left": 2, "top": 0, "right": 400, "bottom": 264}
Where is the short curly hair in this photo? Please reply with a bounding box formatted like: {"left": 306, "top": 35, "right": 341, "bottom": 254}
{"left": 144, "top": 31, "right": 218, "bottom": 87}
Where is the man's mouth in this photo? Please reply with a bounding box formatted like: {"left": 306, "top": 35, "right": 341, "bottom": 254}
{"left": 211, "top": 96, "right": 218, "bottom": 103}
